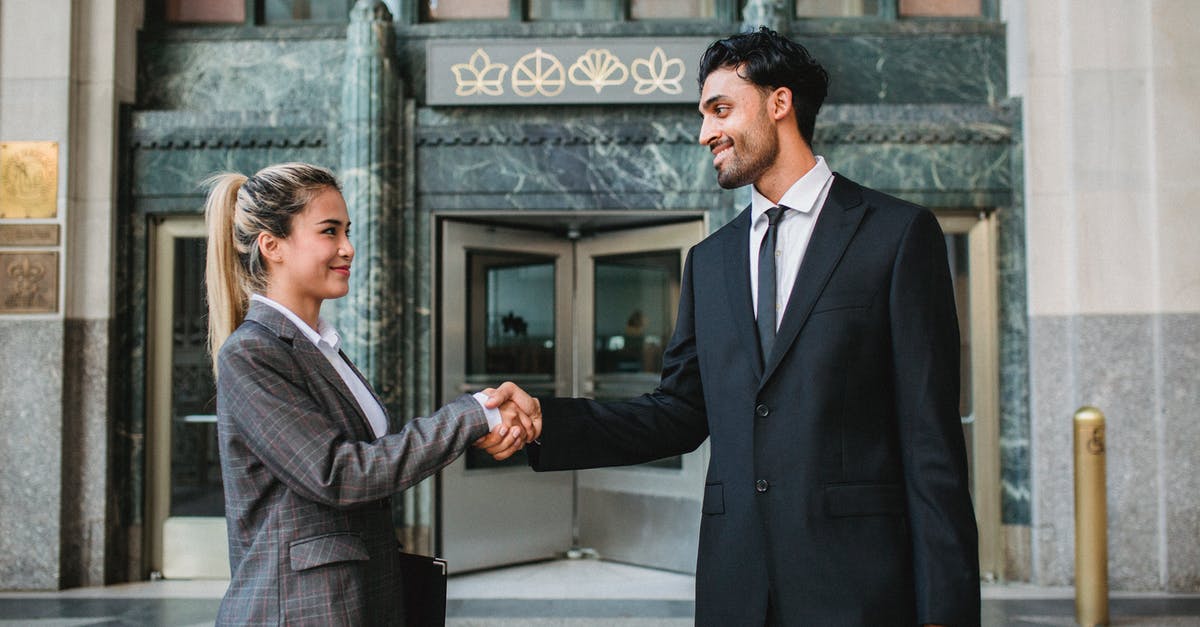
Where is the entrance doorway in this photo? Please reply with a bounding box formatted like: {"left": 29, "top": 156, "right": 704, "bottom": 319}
{"left": 439, "top": 218, "right": 708, "bottom": 574}
{"left": 146, "top": 216, "right": 227, "bottom": 579}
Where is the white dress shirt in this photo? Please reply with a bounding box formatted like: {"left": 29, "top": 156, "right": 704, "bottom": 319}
{"left": 748, "top": 156, "right": 835, "bottom": 329}
{"left": 251, "top": 294, "right": 500, "bottom": 438}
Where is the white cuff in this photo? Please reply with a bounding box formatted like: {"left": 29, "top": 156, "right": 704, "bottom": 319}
{"left": 473, "top": 391, "right": 503, "bottom": 429}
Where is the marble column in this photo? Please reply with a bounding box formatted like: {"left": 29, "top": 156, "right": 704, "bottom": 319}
{"left": 337, "top": 0, "right": 402, "bottom": 406}
{"left": 337, "top": 0, "right": 433, "bottom": 551}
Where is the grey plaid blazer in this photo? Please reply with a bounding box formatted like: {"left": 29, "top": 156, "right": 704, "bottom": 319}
{"left": 215, "top": 301, "right": 488, "bottom": 626}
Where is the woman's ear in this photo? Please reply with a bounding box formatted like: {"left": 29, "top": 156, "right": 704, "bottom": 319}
{"left": 257, "top": 231, "right": 282, "bottom": 265}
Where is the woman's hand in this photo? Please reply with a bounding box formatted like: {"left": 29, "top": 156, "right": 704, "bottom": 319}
{"left": 472, "top": 421, "right": 526, "bottom": 460}
{"left": 483, "top": 382, "right": 542, "bottom": 443}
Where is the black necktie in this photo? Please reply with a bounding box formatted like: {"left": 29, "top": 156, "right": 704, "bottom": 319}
{"left": 757, "top": 206, "right": 786, "bottom": 364}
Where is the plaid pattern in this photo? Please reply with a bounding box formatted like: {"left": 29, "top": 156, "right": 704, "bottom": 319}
{"left": 215, "top": 301, "right": 488, "bottom": 626}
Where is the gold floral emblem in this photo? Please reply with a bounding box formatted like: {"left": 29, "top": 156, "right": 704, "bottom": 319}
{"left": 512, "top": 48, "right": 566, "bottom": 97}
{"left": 568, "top": 49, "right": 629, "bottom": 94}
{"left": 451, "top": 49, "right": 508, "bottom": 97}
{"left": 631, "top": 47, "right": 686, "bottom": 96}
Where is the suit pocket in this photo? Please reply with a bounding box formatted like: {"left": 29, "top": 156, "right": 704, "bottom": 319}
{"left": 811, "top": 289, "right": 874, "bottom": 314}
{"left": 702, "top": 482, "right": 724, "bottom": 515}
{"left": 824, "top": 483, "right": 905, "bottom": 517}
{"left": 288, "top": 532, "right": 370, "bottom": 572}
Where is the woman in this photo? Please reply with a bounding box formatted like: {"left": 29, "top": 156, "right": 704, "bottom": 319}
{"left": 204, "top": 162, "right": 530, "bottom": 625}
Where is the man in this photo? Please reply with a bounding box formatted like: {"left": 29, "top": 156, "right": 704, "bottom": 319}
{"left": 483, "top": 27, "right": 980, "bottom": 626}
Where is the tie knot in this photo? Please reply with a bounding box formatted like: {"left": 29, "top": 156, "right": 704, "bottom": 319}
{"left": 765, "top": 206, "right": 787, "bottom": 227}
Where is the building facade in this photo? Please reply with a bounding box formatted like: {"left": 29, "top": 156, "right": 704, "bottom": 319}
{"left": 0, "top": 0, "right": 1195, "bottom": 595}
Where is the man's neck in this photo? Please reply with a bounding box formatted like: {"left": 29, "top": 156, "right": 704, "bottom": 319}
{"left": 755, "top": 144, "right": 817, "bottom": 204}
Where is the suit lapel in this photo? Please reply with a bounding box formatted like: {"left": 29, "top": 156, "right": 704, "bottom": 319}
{"left": 720, "top": 207, "right": 764, "bottom": 379}
{"left": 760, "top": 175, "right": 866, "bottom": 387}
{"left": 245, "top": 302, "right": 375, "bottom": 441}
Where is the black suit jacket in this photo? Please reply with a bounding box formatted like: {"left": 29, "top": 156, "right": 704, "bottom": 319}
{"left": 530, "top": 175, "right": 980, "bottom": 626}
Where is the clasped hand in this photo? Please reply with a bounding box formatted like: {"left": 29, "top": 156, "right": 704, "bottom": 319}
{"left": 472, "top": 381, "right": 542, "bottom": 460}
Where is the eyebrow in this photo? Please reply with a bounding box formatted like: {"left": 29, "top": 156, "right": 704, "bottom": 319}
{"left": 315, "top": 218, "right": 349, "bottom": 228}
{"left": 700, "top": 94, "right": 728, "bottom": 111}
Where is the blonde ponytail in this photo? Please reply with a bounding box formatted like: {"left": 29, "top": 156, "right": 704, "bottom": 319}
{"left": 204, "top": 173, "right": 250, "bottom": 371}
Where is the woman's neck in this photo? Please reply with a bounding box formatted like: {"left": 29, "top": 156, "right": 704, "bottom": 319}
{"left": 262, "top": 290, "right": 321, "bottom": 331}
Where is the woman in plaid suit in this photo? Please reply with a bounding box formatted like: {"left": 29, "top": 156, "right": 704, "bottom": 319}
{"left": 203, "top": 163, "right": 531, "bottom": 625}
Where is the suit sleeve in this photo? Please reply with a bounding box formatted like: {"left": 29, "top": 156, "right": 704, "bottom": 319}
{"left": 528, "top": 248, "right": 709, "bottom": 471}
{"left": 217, "top": 337, "right": 490, "bottom": 508}
{"left": 889, "top": 209, "right": 981, "bottom": 625}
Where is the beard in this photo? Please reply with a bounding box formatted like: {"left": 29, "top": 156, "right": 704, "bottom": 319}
{"left": 714, "top": 108, "right": 779, "bottom": 190}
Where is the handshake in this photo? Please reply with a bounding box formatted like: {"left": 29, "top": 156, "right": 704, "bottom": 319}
{"left": 472, "top": 381, "right": 542, "bottom": 461}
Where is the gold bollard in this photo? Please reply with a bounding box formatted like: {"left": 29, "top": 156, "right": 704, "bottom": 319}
{"left": 1074, "top": 406, "right": 1109, "bottom": 627}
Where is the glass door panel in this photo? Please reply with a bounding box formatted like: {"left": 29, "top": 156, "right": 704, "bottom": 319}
{"left": 440, "top": 222, "right": 575, "bottom": 572}
{"left": 463, "top": 252, "right": 557, "bottom": 470}
{"left": 169, "top": 238, "right": 223, "bottom": 517}
{"left": 574, "top": 221, "right": 707, "bottom": 573}
{"left": 592, "top": 250, "right": 682, "bottom": 470}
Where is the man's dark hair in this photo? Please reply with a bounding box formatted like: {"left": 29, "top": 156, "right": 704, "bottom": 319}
{"left": 698, "top": 27, "right": 830, "bottom": 147}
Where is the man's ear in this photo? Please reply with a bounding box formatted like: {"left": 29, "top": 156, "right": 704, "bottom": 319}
{"left": 769, "top": 86, "right": 793, "bottom": 121}
{"left": 257, "top": 231, "right": 282, "bottom": 265}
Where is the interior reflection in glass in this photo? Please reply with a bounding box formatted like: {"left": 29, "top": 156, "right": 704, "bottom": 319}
{"left": 465, "top": 251, "right": 556, "bottom": 469}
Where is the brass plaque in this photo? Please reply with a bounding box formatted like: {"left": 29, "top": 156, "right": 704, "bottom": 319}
{"left": 0, "top": 141, "right": 59, "bottom": 218}
{"left": 0, "top": 224, "right": 59, "bottom": 246}
{"left": 0, "top": 251, "right": 58, "bottom": 314}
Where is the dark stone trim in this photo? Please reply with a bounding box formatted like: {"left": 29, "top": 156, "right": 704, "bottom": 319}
{"left": 415, "top": 121, "right": 1012, "bottom": 148}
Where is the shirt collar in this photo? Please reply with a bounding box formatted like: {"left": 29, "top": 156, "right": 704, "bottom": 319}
{"left": 250, "top": 293, "right": 341, "bottom": 351}
{"left": 751, "top": 155, "right": 833, "bottom": 225}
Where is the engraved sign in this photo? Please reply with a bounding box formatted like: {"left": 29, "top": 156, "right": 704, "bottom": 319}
{"left": 0, "top": 224, "right": 60, "bottom": 246}
{"left": 0, "top": 142, "right": 59, "bottom": 218}
{"left": 428, "top": 39, "right": 710, "bottom": 105}
{"left": 0, "top": 251, "right": 58, "bottom": 314}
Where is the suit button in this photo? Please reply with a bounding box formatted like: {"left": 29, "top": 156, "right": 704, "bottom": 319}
{"left": 755, "top": 404, "right": 770, "bottom": 417}
{"left": 755, "top": 479, "right": 769, "bottom": 493}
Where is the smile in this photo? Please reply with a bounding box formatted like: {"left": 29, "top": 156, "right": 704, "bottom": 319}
{"left": 711, "top": 140, "right": 732, "bottom": 168}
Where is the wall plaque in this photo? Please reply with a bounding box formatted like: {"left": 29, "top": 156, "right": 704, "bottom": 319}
{"left": 0, "top": 251, "right": 58, "bottom": 314}
{"left": 0, "top": 141, "right": 59, "bottom": 218}
{"left": 0, "top": 224, "right": 60, "bottom": 246}
{"left": 427, "top": 38, "right": 711, "bottom": 106}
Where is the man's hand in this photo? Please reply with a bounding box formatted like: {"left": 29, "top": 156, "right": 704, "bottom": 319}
{"left": 483, "top": 381, "right": 542, "bottom": 443}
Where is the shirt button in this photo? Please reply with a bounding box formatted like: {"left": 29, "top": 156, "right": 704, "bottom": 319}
{"left": 756, "top": 479, "right": 770, "bottom": 493}
{"left": 755, "top": 404, "right": 770, "bottom": 417}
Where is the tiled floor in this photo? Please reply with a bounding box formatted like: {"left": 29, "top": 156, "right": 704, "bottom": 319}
{"left": 2, "top": 559, "right": 1200, "bottom": 626}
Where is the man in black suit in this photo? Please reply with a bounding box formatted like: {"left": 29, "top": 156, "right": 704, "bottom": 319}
{"left": 484, "top": 27, "right": 979, "bottom": 626}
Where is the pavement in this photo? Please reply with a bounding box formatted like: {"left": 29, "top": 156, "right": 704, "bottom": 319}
{"left": 1, "top": 559, "right": 1198, "bottom": 626}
